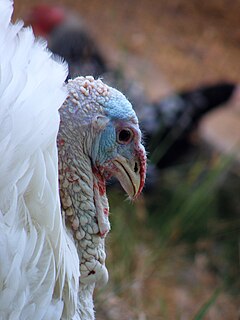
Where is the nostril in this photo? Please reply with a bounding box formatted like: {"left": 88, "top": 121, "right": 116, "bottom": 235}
{"left": 134, "top": 162, "right": 139, "bottom": 173}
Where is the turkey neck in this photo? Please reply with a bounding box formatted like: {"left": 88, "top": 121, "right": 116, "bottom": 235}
{"left": 57, "top": 117, "right": 110, "bottom": 290}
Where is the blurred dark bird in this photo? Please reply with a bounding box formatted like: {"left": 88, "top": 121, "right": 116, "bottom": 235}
{"left": 26, "top": 4, "right": 236, "bottom": 186}
{"left": 147, "top": 82, "right": 236, "bottom": 168}
{"left": 26, "top": 4, "right": 107, "bottom": 78}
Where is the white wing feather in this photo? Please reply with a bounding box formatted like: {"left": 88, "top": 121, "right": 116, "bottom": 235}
{"left": 0, "top": 1, "right": 80, "bottom": 319}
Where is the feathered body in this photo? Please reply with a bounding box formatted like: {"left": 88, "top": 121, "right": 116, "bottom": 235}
{"left": 0, "top": 1, "right": 79, "bottom": 318}
{"left": 0, "top": 1, "right": 146, "bottom": 319}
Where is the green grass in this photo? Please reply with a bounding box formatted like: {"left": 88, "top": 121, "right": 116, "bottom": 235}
{"left": 97, "top": 151, "right": 240, "bottom": 318}
{"left": 146, "top": 156, "right": 227, "bottom": 240}
{"left": 193, "top": 288, "right": 221, "bottom": 320}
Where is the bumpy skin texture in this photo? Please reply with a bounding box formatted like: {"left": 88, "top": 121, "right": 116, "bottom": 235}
{"left": 57, "top": 76, "right": 146, "bottom": 319}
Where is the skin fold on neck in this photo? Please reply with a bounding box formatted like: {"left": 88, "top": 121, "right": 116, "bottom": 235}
{"left": 57, "top": 104, "right": 110, "bottom": 289}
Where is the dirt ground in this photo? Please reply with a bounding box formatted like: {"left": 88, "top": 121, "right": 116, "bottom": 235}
{"left": 15, "top": 0, "right": 240, "bottom": 99}
{"left": 14, "top": 1, "right": 240, "bottom": 319}
{"left": 15, "top": 0, "right": 240, "bottom": 157}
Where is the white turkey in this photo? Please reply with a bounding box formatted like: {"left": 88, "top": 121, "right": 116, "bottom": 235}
{"left": 0, "top": 1, "right": 146, "bottom": 319}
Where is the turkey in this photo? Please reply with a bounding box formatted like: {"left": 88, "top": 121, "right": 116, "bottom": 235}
{"left": 0, "top": 1, "right": 146, "bottom": 319}
{"left": 26, "top": 3, "right": 236, "bottom": 171}
{"left": 26, "top": 3, "right": 107, "bottom": 79}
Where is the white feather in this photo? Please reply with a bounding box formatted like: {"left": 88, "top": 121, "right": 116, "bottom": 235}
{"left": 0, "top": 1, "right": 80, "bottom": 319}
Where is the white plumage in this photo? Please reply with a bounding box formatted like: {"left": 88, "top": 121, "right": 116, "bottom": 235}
{"left": 0, "top": 2, "right": 147, "bottom": 319}
{"left": 0, "top": 1, "right": 80, "bottom": 319}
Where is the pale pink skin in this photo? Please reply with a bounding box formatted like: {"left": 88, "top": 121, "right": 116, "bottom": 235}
{"left": 57, "top": 77, "right": 147, "bottom": 293}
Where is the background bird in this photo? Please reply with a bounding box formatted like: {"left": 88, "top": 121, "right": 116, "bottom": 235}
{"left": 26, "top": 3, "right": 236, "bottom": 174}
{"left": 25, "top": 3, "right": 107, "bottom": 78}
{"left": 0, "top": 1, "right": 146, "bottom": 319}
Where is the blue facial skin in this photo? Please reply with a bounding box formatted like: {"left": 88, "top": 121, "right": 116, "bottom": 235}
{"left": 97, "top": 88, "right": 137, "bottom": 122}
{"left": 93, "top": 88, "right": 138, "bottom": 167}
{"left": 96, "top": 122, "right": 117, "bottom": 165}
{"left": 93, "top": 121, "right": 136, "bottom": 167}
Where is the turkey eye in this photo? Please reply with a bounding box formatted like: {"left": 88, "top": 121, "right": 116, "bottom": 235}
{"left": 117, "top": 129, "right": 133, "bottom": 144}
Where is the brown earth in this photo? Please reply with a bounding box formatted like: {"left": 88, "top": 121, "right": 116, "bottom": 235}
{"left": 16, "top": 0, "right": 240, "bottom": 157}
{"left": 15, "top": 0, "right": 240, "bottom": 97}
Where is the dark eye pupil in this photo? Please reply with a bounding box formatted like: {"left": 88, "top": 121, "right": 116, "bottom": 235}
{"left": 119, "top": 129, "right": 131, "bottom": 142}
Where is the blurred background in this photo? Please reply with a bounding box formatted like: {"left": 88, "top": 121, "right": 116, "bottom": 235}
{"left": 15, "top": 1, "right": 240, "bottom": 319}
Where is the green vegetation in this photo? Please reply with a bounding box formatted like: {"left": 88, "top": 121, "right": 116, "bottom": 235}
{"left": 193, "top": 288, "right": 221, "bottom": 320}
{"left": 96, "top": 151, "right": 240, "bottom": 319}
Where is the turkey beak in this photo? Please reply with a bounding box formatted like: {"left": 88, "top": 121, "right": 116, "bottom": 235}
{"left": 113, "top": 148, "right": 146, "bottom": 199}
